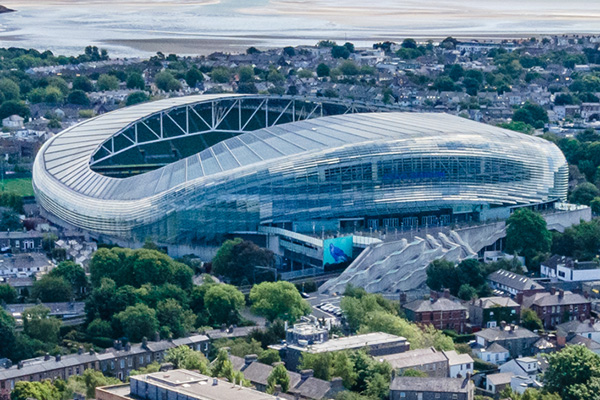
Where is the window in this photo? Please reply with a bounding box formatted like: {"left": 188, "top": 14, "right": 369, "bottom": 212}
{"left": 120, "top": 360, "right": 125, "bottom": 369}
{"left": 110, "top": 361, "right": 114, "bottom": 370}
{"left": 128, "top": 358, "right": 133, "bottom": 367}
{"left": 400, "top": 393, "right": 406, "bottom": 398}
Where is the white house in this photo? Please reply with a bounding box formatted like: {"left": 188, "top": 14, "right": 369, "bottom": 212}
{"left": 541, "top": 255, "right": 600, "bottom": 282}
{"left": 499, "top": 357, "right": 539, "bottom": 379}
{"left": 2, "top": 114, "right": 24, "bottom": 129}
{"left": 442, "top": 350, "right": 474, "bottom": 378}
{"left": 474, "top": 342, "right": 510, "bottom": 365}
{"left": 510, "top": 375, "right": 543, "bottom": 395}
{"left": 486, "top": 372, "right": 513, "bottom": 395}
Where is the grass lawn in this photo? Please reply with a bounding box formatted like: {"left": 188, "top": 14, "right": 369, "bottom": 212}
{"left": 0, "top": 177, "right": 34, "bottom": 197}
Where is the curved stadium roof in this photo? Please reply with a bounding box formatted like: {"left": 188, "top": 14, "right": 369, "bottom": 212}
{"left": 33, "top": 94, "right": 568, "bottom": 242}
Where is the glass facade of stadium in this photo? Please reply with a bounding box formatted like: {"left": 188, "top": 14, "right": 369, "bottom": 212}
{"left": 33, "top": 95, "right": 568, "bottom": 245}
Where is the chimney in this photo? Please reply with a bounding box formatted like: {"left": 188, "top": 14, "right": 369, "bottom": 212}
{"left": 154, "top": 332, "right": 160, "bottom": 342}
{"left": 244, "top": 354, "right": 258, "bottom": 366}
{"left": 558, "top": 289, "right": 564, "bottom": 299}
{"left": 399, "top": 292, "right": 407, "bottom": 305}
{"left": 272, "top": 384, "right": 282, "bottom": 396}
{"left": 125, "top": 343, "right": 131, "bottom": 351}
{"left": 78, "top": 346, "right": 84, "bottom": 355}
{"left": 590, "top": 317, "right": 596, "bottom": 326}
{"left": 430, "top": 290, "right": 438, "bottom": 301}
{"left": 300, "top": 369, "right": 314, "bottom": 381}
{"left": 142, "top": 337, "right": 148, "bottom": 350}
{"left": 443, "top": 289, "right": 450, "bottom": 299}
{"left": 212, "top": 378, "right": 218, "bottom": 386}
{"left": 509, "top": 324, "right": 516, "bottom": 333}
{"left": 220, "top": 323, "right": 227, "bottom": 332}
{"left": 17, "top": 361, "right": 23, "bottom": 369}
{"left": 89, "top": 349, "right": 95, "bottom": 356}
{"left": 478, "top": 299, "right": 482, "bottom": 307}
{"left": 55, "top": 354, "right": 61, "bottom": 362}
{"left": 330, "top": 377, "right": 344, "bottom": 391}
{"left": 550, "top": 287, "right": 556, "bottom": 295}
{"left": 500, "top": 321, "right": 507, "bottom": 330}
{"left": 516, "top": 292, "right": 524, "bottom": 305}
{"left": 44, "top": 353, "right": 50, "bottom": 361}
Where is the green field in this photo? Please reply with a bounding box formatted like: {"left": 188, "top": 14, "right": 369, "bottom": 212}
{"left": 1, "top": 177, "right": 34, "bottom": 197}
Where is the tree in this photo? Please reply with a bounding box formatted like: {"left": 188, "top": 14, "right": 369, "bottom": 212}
{"left": 67, "top": 90, "right": 90, "bottom": 106}
{"left": 401, "top": 38, "right": 417, "bottom": 49}
{"left": 316, "top": 63, "right": 330, "bottom": 78}
{"left": 156, "top": 299, "right": 195, "bottom": 338}
{"left": 267, "top": 363, "right": 290, "bottom": 393}
{"left": 204, "top": 284, "right": 245, "bottom": 325}
{"left": 126, "top": 72, "right": 146, "bottom": 90}
{"left": 0, "top": 283, "right": 17, "bottom": 303}
{"left": 591, "top": 197, "right": 600, "bottom": 215}
{"left": 0, "top": 100, "right": 30, "bottom": 120}
{"left": 570, "top": 182, "right": 600, "bottom": 205}
{"left": 258, "top": 349, "right": 281, "bottom": 365}
{"left": 86, "top": 318, "right": 113, "bottom": 338}
{"left": 155, "top": 71, "right": 181, "bottom": 92}
{"left": 283, "top": 46, "right": 296, "bottom": 57}
{"left": 402, "top": 369, "right": 427, "bottom": 377}
{"left": 339, "top": 60, "right": 359, "bottom": 76}
{"left": 426, "top": 259, "right": 458, "bottom": 293}
{"left": 300, "top": 352, "right": 332, "bottom": 380}
{"left": 543, "top": 345, "right": 600, "bottom": 400}
{"left": 72, "top": 76, "right": 94, "bottom": 92}
{"left": 447, "top": 64, "right": 464, "bottom": 82}
{"left": 250, "top": 281, "right": 311, "bottom": 322}
{"left": 331, "top": 45, "right": 350, "bottom": 59}
{"left": 432, "top": 76, "right": 457, "bottom": 92}
{"left": 97, "top": 74, "right": 119, "bottom": 91}
{"left": 165, "top": 345, "right": 209, "bottom": 373}
{"left": 512, "top": 102, "right": 548, "bottom": 129}
{"left": 31, "top": 275, "right": 72, "bottom": 302}
{"left": 114, "top": 303, "right": 158, "bottom": 342}
{"left": 457, "top": 284, "right": 477, "bottom": 300}
{"left": 126, "top": 91, "right": 149, "bottom": 106}
{"left": 521, "top": 308, "right": 543, "bottom": 331}
{"left": 49, "top": 261, "right": 87, "bottom": 296}
{"left": 0, "top": 210, "right": 22, "bottom": 231}
{"left": 81, "top": 369, "right": 120, "bottom": 399}
{"left": 0, "top": 309, "right": 16, "bottom": 360}
{"left": 22, "top": 305, "right": 61, "bottom": 343}
{"left": 185, "top": 67, "right": 204, "bottom": 88}
{"left": 11, "top": 381, "right": 61, "bottom": 400}
{"left": 210, "top": 67, "right": 231, "bottom": 84}
{"left": 505, "top": 208, "right": 551, "bottom": 267}
{"left": 332, "top": 351, "right": 357, "bottom": 389}
{"left": 212, "top": 238, "right": 274, "bottom": 285}
{"left": 0, "top": 78, "right": 20, "bottom": 101}
{"left": 211, "top": 348, "right": 235, "bottom": 382}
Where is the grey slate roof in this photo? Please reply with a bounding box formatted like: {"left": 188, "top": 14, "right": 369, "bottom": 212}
{"left": 484, "top": 343, "right": 509, "bottom": 354}
{"left": 487, "top": 269, "right": 543, "bottom": 291}
{"left": 475, "top": 326, "right": 538, "bottom": 342}
{"left": 403, "top": 297, "right": 467, "bottom": 313}
{"left": 567, "top": 335, "right": 600, "bottom": 350}
{"left": 379, "top": 347, "right": 446, "bottom": 370}
{"left": 557, "top": 319, "right": 600, "bottom": 336}
{"left": 525, "top": 291, "right": 590, "bottom": 307}
{"left": 390, "top": 377, "right": 472, "bottom": 393}
{"left": 475, "top": 296, "right": 520, "bottom": 309}
{"left": 486, "top": 372, "right": 514, "bottom": 386}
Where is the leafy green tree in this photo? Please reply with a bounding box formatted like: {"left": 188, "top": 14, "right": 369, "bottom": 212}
{"left": 204, "top": 284, "right": 245, "bottom": 325}
{"left": 316, "top": 63, "right": 330, "bottom": 78}
{"left": 97, "top": 74, "right": 119, "bottom": 91}
{"left": 591, "top": 197, "right": 600, "bottom": 215}
{"left": 512, "top": 102, "right": 548, "bottom": 129}
{"left": 67, "top": 89, "right": 90, "bottom": 105}
{"left": 570, "top": 182, "right": 600, "bottom": 205}
{"left": 331, "top": 45, "right": 350, "bottom": 59}
{"left": 521, "top": 308, "right": 543, "bottom": 331}
{"left": 165, "top": 345, "right": 209, "bottom": 373}
{"left": 543, "top": 345, "right": 600, "bottom": 400}
{"left": 0, "top": 210, "right": 22, "bottom": 231}
{"left": 402, "top": 368, "right": 427, "bottom": 377}
{"left": 126, "top": 72, "right": 145, "bottom": 90}
{"left": 267, "top": 363, "right": 290, "bottom": 393}
{"left": 156, "top": 299, "right": 195, "bottom": 338}
{"left": 426, "top": 259, "right": 458, "bottom": 293}
{"left": 0, "top": 283, "right": 17, "bottom": 303}
{"left": 0, "top": 78, "right": 20, "bottom": 100}
{"left": 212, "top": 238, "right": 274, "bottom": 285}
{"left": 432, "top": 76, "right": 457, "bottom": 92}
{"left": 498, "top": 120, "right": 534, "bottom": 134}
{"left": 339, "top": 60, "right": 359, "bottom": 76}
{"left": 86, "top": 318, "right": 113, "bottom": 338}
{"left": 0, "top": 100, "right": 30, "bottom": 120}
{"left": 250, "top": 281, "right": 311, "bottom": 322}
{"left": 215, "top": 337, "right": 263, "bottom": 358}
{"left": 11, "top": 380, "right": 61, "bottom": 400}
{"left": 238, "top": 66, "right": 255, "bottom": 83}
{"left": 22, "top": 305, "right": 61, "bottom": 344}
{"left": 126, "top": 91, "right": 149, "bottom": 106}
{"left": 185, "top": 67, "right": 204, "bottom": 87}
{"left": 81, "top": 369, "right": 120, "bottom": 399}
{"left": 283, "top": 46, "right": 295, "bottom": 57}
{"left": 210, "top": 67, "right": 232, "bottom": 84}
{"left": 130, "top": 362, "right": 161, "bottom": 376}
{"left": 72, "top": 76, "right": 94, "bottom": 92}
{"left": 258, "top": 349, "right": 281, "bottom": 365}
{"left": 457, "top": 284, "right": 477, "bottom": 300}
{"left": 332, "top": 351, "right": 357, "bottom": 389}
{"left": 447, "top": 64, "right": 464, "bottom": 81}
{"left": 155, "top": 71, "right": 181, "bottom": 92}
{"left": 0, "top": 309, "right": 16, "bottom": 359}
{"left": 300, "top": 352, "right": 332, "bottom": 380}
{"left": 211, "top": 348, "right": 235, "bottom": 381}
{"left": 49, "top": 261, "right": 87, "bottom": 296}
{"left": 505, "top": 208, "right": 551, "bottom": 267}
{"left": 31, "top": 275, "right": 72, "bottom": 302}
{"left": 114, "top": 303, "right": 158, "bottom": 342}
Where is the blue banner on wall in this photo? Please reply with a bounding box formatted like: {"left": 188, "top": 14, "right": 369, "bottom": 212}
{"left": 323, "top": 235, "right": 353, "bottom": 267}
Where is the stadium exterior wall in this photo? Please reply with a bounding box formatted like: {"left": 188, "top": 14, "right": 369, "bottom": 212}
{"left": 33, "top": 95, "right": 568, "bottom": 245}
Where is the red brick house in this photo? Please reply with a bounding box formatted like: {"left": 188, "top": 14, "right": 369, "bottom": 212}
{"left": 522, "top": 289, "right": 591, "bottom": 329}
{"left": 403, "top": 291, "right": 468, "bottom": 333}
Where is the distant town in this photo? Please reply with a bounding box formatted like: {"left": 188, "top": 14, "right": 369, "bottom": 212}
{"left": 0, "top": 34, "right": 599, "bottom": 400}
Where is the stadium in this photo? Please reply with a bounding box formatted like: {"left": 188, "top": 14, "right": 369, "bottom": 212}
{"left": 33, "top": 94, "right": 568, "bottom": 252}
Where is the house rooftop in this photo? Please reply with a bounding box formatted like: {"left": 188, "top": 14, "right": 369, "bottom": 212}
{"left": 486, "top": 372, "right": 514, "bottom": 386}
{"left": 379, "top": 347, "right": 446, "bottom": 370}
{"left": 403, "top": 297, "right": 467, "bottom": 313}
{"left": 523, "top": 291, "right": 589, "bottom": 308}
{"left": 390, "top": 377, "right": 472, "bottom": 393}
{"left": 442, "top": 350, "right": 474, "bottom": 366}
{"left": 488, "top": 269, "right": 544, "bottom": 291}
{"left": 472, "top": 296, "right": 520, "bottom": 309}
{"left": 475, "top": 325, "right": 538, "bottom": 342}
{"left": 298, "top": 332, "right": 405, "bottom": 353}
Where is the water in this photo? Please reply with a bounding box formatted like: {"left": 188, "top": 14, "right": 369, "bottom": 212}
{"left": 0, "top": 0, "right": 599, "bottom": 57}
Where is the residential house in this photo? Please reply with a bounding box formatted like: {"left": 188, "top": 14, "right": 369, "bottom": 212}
{"left": 487, "top": 270, "right": 544, "bottom": 297}
{"left": 0, "top": 335, "right": 210, "bottom": 398}
{"left": 97, "top": 370, "right": 279, "bottom": 400}
{"left": 4, "top": 302, "right": 85, "bottom": 325}
{"left": 403, "top": 291, "right": 468, "bottom": 333}
{"left": 474, "top": 324, "right": 539, "bottom": 358}
{"left": 510, "top": 375, "right": 543, "bottom": 395}
{"left": 0, "top": 253, "right": 53, "bottom": 278}
{"left": 474, "top": 342, "right": 510, "bottom": 365}
{"left": 389, "top": 376, "right": 474, "bottom": 400}
{"left": 541, "top": 255, "right": 600, "bottom": 282}
{"left": 2, "top": 115, "right": 24, "bottom": 129}
{"left": 566, "top": 335, "right": 600, "bottom": 354}
{"left": 468, "top": 296, "right": 520, "bottom": 328}
{"left": 522, "top": 289, "right": 590, "bottom": 329}
{"left": 442, "top": 351, "right": 474, "bottom": 378}
{"left": 0, "top": 231, "right": 45, "bottom": 253}
{"left": 556, "top": 318, "right": 600, "bottom": 346}
{"left": 227, "top": 355, "right": 343, "bottom": 400}
{"left": 499, "top": 357, "right": 539, "bottom": 379}
{"left": 379, "top": 348, "right": 449, "bottom": 378}
{"left": 272, "top": 328, "right": 409, "bottom": 370}
{"left": 485, "top": 372, "right": 513, "bottom": 396}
